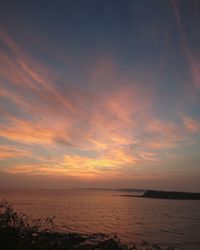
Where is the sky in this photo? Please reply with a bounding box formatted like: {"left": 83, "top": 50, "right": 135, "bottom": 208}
{"left": 0, "top": 0, "right": 200, "bottom": 191}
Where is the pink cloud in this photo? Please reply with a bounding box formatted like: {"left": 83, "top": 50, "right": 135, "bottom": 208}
{"left": 180, "top": 114, "right": 200, "bottom": 133}
{"left": 0, "top": 29, "right": 199, "bottom": 181}
{"left": 0, "top": 145, "right": 29, "bottom": 159}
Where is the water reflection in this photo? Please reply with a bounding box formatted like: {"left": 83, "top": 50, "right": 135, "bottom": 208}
{"left": 0, "top": 189, "right": 200, "bottom": 248}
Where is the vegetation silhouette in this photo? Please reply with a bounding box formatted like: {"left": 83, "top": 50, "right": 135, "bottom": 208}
{"left": 0, "top": 200, "right": 174, "bottom": 250}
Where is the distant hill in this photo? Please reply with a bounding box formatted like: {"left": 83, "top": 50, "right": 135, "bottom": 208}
{"left": 142, "top": 190, "right": 200, "bottom": 200}
{"left": 116, "top": 188, "right": 146, "bottom": 193}
{"left": 122, "top": 190, "right": 200, "bottom": 200}
{"left": 72, "top": 188, "right": 146, "bottom": 192}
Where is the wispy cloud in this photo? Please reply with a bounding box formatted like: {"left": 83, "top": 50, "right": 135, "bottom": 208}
{"left": 0, "top": 29, "right": 200, "bottom": 183}
{"left": 171, "top": 0, "right": 200, "bottom": 90}
{"left": 0, "top": 145, "right": 29, "bottom": 159}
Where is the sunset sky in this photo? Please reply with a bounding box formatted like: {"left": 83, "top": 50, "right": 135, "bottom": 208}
{"left": 0, "top": 0, "right": 200, "bottom": 191}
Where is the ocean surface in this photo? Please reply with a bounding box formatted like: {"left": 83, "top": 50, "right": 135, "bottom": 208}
{"left": 0, "top": 188, "right": 200, "bottom": 249}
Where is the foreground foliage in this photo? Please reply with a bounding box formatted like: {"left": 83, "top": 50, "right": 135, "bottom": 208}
{"left": 0, "top": 200, "right": 174, "bottom": 250}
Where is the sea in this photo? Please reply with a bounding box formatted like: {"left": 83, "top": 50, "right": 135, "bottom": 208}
{"left": 0, "top": 188, "right": 200, "bottom": 249}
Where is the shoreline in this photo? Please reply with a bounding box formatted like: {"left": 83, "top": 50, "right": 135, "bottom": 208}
{"left": 0, "top": 200, "right": 175, "bottom": 250}
{"left": 121, "top": 190, "right": 200, "bottom": 200}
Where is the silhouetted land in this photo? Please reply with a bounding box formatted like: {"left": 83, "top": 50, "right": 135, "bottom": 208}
{"left": 0, "top": 200, "right": 174, "bottom": 250}
{"left": 122, "top": 190, "right": 200, "bottom": 200}
{"left": 116, "top": 188, "right": 146, "bottom": 193}
{"left": 72, "top": 188, "right": 146, "bottom": 192}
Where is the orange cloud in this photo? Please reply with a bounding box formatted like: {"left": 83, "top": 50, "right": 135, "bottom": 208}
{"left": 63, "top": 147, "right": 137, "bottom": 173}
{"left": 0, "top": 29, "right": 199, "bottom": 182}
{"left": 0, "top": 145, "right": 29, "bottom": 159}
{"left": 1, "top": 164, "right": 37, "bottom": 174}
{"left": 0, "top": 117, "right": 62, "bottom": 144}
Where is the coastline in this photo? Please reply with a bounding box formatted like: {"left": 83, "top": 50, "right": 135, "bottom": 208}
{"left": 121, "top": 190, "right": 200, "bottom": 200}
{"left": 0, "top": 200, "right": 175, "bottom": 250}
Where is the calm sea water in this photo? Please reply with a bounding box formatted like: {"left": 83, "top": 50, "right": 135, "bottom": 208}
{"left": 0, "top": 188, "right": 200, "bottom": 249}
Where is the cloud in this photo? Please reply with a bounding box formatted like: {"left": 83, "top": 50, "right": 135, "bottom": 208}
{"left": 139, "top": 152, "right": 160, "bottom": 162}
{"left": 0, "top": 145, "right": 29, "bottom": 159}
{"left": 180, "top": 114, "right": 200, "bottom": 133}
{"left": 170, "top": 0, "right": 200, "bottom": 90}
{"left": 0, "top": 29, "right": 200, "bottom": 182}
{"left": 187, "top": 55, "right": 200, "bottom": 89}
